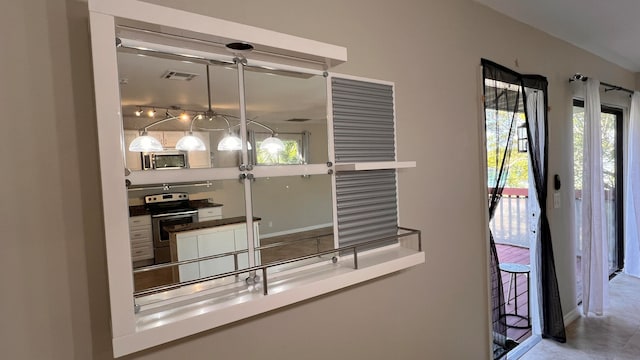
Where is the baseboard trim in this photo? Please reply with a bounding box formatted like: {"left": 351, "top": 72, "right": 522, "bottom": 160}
{"left": 564, "top": 306, "right": 581, "bottom": 325}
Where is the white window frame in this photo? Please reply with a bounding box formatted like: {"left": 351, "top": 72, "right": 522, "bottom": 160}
{"left": 88, "top": 0, "right": 422, "bottom": 357}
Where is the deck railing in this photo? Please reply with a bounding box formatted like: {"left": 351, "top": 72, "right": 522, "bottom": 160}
{"left": 490, "top": 188, "right": 532, "bottom": 248}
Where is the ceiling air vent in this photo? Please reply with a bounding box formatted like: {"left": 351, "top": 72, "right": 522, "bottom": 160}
{"left": 161, "top": 70, "right": 198, "bottom": 81}
{"left": 285, "top": 118, "right": 311, "bottom": 122}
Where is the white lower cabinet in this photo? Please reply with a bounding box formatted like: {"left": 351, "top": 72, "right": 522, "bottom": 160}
{"left": 128, "top": 215, "right": 153, "bottom": 263}
{"left": 234, "top": 224, "right": 261, "bottom": 269}
{"left": 175, "top": 235, "right": 199, "bottom": 281}
{"left": 175, "top": 222, "right": 260, "bottom": 282}
{"left": 198, "top": 230, "right": 235, "bottom": 278}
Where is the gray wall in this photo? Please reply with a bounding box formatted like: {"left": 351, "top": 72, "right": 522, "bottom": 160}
{"left": 2, "top": 0, "right": 635, "bottom": 359}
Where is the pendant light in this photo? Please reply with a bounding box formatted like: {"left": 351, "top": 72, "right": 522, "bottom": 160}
{"left": 260, "top": 135, "right": 285, "bottom": 154}
{"left": 128, "top": 62, "right": 283, "bottom": 154}
{"left": 176, "top": 113, "right": 207, "bottom": 151}
{"left": 129, "top": 131, "right": 163, "bottom": 152}
{"left": 217, "top": 133, "right": 243, "bottom": 151}
{"left": 176, "top": 133, "right": 206, "bottom": 151}
{"left": 217, "top": 132, "right": 252, "bottom": 151}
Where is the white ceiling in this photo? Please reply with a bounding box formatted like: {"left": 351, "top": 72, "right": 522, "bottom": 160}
{"left": 474, "top": 0, "right": 640, "bottom": 72}
{"left": 117, "top": 50, "right": 327, "bottom": 129}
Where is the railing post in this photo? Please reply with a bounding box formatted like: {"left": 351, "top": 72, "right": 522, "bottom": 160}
{"left": 262, "top": 268, "right": 268, "bottom": 295}
{"left": 353, "top": 248, "right": 359, "bottom": 269}
{"left": 234, "top": 254, "right": 239, "bottom": 278}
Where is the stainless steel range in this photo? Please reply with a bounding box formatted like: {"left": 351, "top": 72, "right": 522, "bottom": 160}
{"left": 145, "top": 192, "right": 198, "bottom": 264}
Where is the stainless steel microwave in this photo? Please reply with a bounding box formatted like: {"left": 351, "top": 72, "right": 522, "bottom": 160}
{"left": 142, "top": 151, "right": 188, "bottom": 170}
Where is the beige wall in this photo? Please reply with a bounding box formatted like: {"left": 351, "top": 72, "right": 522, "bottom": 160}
{"left": 2, "top": 0, "right": 636, "bottom": 359}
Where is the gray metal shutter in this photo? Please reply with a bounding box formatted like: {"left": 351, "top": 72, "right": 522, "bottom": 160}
{"left": 332, "top": 77, "right": 398, "bottom": 248}
{"left": 335, "top": 170, "right": 398, "bottom": 248}
{"left": 332, "top": 77, "right": 396, "bottom": 163}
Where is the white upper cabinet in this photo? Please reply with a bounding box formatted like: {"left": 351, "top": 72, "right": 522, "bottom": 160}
{"left": 146, "top": 131, "right": 185, "bottom": 149}
{"left": 186, "top": 131, "right": 211, "bottom": 168}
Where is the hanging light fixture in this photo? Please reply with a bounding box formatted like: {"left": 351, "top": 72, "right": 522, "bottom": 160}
{"left": 128, "top": 112, "right": 182, "bottom": 152}
{"left": 128, "top": 63, "right": 280, "bottom": 154}
{"left": 216, "top": 125, "right": 252, "bottom": 151}
{"left": 260, "top": 135, "right": 285, "bottom": 154}
{"left": 517, "top": 123, "right": 528, "bottom": 153}
{"left": 129, "top": 131, "right": 163, "bottom": 152}
{"left": 176, "top": 133, "right": 206, "bottom": 151}
{"left": 193, "top": 64, "right": 251, "bottom": 152}
{"left": 217, "top": 132, "right": 244, "bottom": 151}
{"left": 176, "top": 115, "right": 206, "bottom": 151}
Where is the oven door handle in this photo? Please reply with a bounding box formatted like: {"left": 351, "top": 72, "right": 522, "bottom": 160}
{"left": 151, "top": 210, "right": 198, "bottom": 218}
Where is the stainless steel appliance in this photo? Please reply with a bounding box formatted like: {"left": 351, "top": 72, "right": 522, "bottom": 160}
{"left": 142, "top": 151, "right": 188, "bottom": 170}
{"left": 145, "top": 192, "right": 198, "bottom": 264}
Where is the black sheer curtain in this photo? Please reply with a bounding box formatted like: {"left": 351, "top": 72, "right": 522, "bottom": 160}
{"left": 482, "top": 60, "right": 520, "bottom": 359}
{"left": 521, "top": 76, "right": 567, "bottom": 342}
{"left": 482, "top": 59, "right": 566, "bottom": 351}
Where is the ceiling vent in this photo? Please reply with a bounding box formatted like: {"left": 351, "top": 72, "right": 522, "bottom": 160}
{"left": 161, "top": 70, "right": 198, "bottom": 81}
{"left": 285, "top": 118, "right": 311, "bottom": 122}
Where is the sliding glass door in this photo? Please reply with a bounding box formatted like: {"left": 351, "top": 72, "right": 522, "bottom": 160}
{"left": 573, "top": 99, "right": 624, "bottom": 302}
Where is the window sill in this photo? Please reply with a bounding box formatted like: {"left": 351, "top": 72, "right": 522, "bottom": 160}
{"left": 114, "top": 243, "right": 425, "bottom": 357}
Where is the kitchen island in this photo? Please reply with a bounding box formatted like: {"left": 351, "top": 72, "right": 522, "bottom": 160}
{"left": 165, "top": 216, "right": 261, "bottom": 283}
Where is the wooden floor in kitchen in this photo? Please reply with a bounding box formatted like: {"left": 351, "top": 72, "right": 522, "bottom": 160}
{"left": 134, "top": 267, "right": 175, "bottom": 292}
{"left": 134, "top": 227, "right": 335, "bottom": 292}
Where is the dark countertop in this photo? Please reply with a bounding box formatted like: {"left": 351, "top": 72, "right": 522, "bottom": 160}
{"left": 129, "top": 200, "right": 223, "bottom": 217}
{"left": 164, "top": 216, "right": 261, "bottom": 234}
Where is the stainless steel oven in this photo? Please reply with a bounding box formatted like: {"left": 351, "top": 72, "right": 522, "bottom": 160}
{"left": 145, "top": 193, "right": 198, "bottom": 264}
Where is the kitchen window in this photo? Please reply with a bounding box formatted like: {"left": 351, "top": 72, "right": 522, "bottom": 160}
{"left": 88, "top": 0, "right": 421, "bottom": 357}
{"left": 252, "top": 131, "right": 308, "bottom": 165}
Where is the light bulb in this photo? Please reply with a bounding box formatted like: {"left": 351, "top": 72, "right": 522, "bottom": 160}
{"left": 260, "top": 136, "right": 285, "bottom": 154}
{"left": 134, "top": 108, "right": 142, "bottom": 116}
{"left": 147, "top": 109, "right": 156, "bottom": 117}
{"left": 217, "top": 134, "right": 252, "bottom": 151}
{"left": 180, "top": 112, "right": 190, "bottom": 121}
{"left": 129, "top": 133, "right": 163, "bottom": 152}
{"left": 176, "top": 133, "right": 206, "bottom": 151}
{"left": 217, "top": 133, "right": 243, "bottom": 151}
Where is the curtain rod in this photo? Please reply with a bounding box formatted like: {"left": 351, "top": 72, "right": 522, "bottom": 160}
{"left": 569, "top": 73, "right": 635, "bottom": 95}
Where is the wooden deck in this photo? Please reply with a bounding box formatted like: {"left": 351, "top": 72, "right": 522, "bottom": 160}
{"left": 496, "top": 243, "right": 532, "bottom": 344}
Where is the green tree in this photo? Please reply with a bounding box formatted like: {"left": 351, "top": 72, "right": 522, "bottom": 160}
{"left": 257, "top": 140, "right": 302, "bottom": 165}
{"left": 486, "top": 109, "right": 529, "bottom": 188}
{"left": 573, "top": 106, "right": 617, "bottom": 191}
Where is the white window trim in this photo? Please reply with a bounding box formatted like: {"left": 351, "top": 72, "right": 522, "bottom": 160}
{"left": 88, "top": 1, "right": 422, "bottom": 357}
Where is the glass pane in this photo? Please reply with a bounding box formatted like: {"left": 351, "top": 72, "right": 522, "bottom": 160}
{"left": 573, "top": 105, "right": 584, "bottom": 281}
{"left": 250, "top": 174, "right": 335, "bottom": 268}
{"left": 601, "top": 112, "right": 618, "bottom": 273}
{"left": 117, "top": 49, "right": 241, "bottom": 170}
{"left": 486, "top": 108, "right": 530, "bottom": 246}
{"left": 128, "top": 179, "right": 246, "bottom": 295}
{"left": 573, "top": 105, "right": 620, "bottom": 305}
{"left": 243, "top": 65, "right": 328, "bottom": 165}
